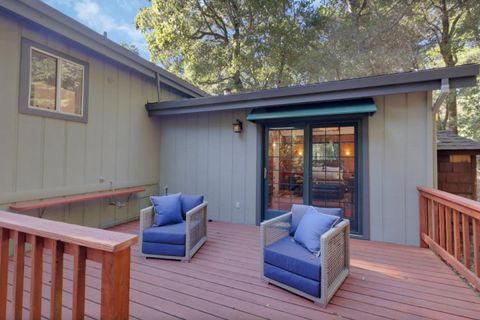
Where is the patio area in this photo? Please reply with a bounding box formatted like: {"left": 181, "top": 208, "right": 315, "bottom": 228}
{"left": 6, "top": 219, "right": 480, "bottom": 319}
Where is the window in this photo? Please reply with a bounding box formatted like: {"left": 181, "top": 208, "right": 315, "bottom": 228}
{"left": 20, "top": 38, "right": 89, "bottom": 122}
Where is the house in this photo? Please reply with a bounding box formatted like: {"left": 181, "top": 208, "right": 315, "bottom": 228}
{"left": 0, "top": 1, "right": 479, "bottom": 318}
{"left": 0, "top": 0, "right": 479, "bottom": 248}
{"left": 0, "top": 0, "right": 206, "bottom": 228}
{"left": 437, "top": 130, "right": 480, "bottom": 200}
{"left": 146, "top": 66, "right": 479, "bottom": 246}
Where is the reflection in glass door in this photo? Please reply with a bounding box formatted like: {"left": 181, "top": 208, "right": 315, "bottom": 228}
{"left": 263, "top": 124, "right": 361, "bottom": 235}
{"left": 265, "top": 128, "right": 304, "bottom": 220}
{"left": 311, "top": 126, "right": 358, "bottom": 233}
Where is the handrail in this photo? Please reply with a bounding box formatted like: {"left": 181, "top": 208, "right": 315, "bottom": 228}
{"left": 0, "top": 210, "right": 138, "bottom": 319}
{"left": 418, "top": 186, "right": 480, "bottom": 290}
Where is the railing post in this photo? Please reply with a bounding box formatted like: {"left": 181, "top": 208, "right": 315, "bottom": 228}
{"left": 50, "top": 240, "right": 64, "bottom": 320}
{"left": 30, "top": 236, "right": 44, "bottom": 320}
{"left": 473, "top": 219, "right": 480, "bottom": 277}
{"left": 12, "top": 231, "right": 25, "bottom": 320}
{"left": 72, "top": 246, "right": 87, "bottom": 320}
{"left": 419, "top": 193, "right": 428, "bottom": 248}
{"left": 101, "top": 248, "right": 131, "bottom": 319}
{"left": 0, "top": 228, "right": 9, "bottom": 319}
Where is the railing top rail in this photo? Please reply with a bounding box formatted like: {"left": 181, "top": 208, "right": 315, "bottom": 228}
{"left": 417, "top": 186, "right": 480, "bottom": 220}
{"left": 0, "top": 210, "right": 138, "bottom": 252}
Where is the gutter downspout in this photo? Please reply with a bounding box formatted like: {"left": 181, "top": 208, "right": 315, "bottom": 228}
{"left": 432, "top": 78, "right": 450, "bottom": 113}
{"left": 156, "top": 72, "right": 161, "bottom": 102}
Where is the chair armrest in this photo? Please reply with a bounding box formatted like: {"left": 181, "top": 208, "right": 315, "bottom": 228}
{"left": 320, "top": 219, "right": 350, "bottom": 301}
{"left": 139, "top": 206, "right": 154, "bottom": 245}
{"left": 185, "top": 202, "right": 208, "bottom": 219}
{"left": 260, "top": 212, "right": 292, "bottom": 248}
{"left": 185, "top": 202, "right": 208, "bottom": 257}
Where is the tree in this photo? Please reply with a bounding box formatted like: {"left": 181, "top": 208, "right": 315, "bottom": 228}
{"left": 416, "top": 0, "right": 479, "bottom": 133}
{"left": 135, "top": 0, "right": 320, "bottom": 94}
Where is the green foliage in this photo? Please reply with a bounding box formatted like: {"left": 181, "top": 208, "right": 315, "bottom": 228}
{"left": 135, "top": 0, "right": 320, "bottom": 94}
{"left": 135, "top": 0, "right": 480, "bottom": 142}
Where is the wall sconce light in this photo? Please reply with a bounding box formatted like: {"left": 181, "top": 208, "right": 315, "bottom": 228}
{"left": 233, "top": 119, "right": 243, "bottom": 133}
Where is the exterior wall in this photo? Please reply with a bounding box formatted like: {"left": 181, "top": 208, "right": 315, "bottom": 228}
{"left": 369, "top": 92, "right": 435, "bottom": 245}
{"left": 0, "top": 11, "right": 185, "bottom": 227}
{"left": 438, "top": 151, "right": 477, "bottom": 200}
{"left": 157, "top": 91, "right": 436, "bottom": 245}
{"left": 158, "top": 109, "right": 259, "bottom": 224}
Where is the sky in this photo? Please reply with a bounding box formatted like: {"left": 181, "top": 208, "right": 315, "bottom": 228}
{"left": 42, "top": 0, "right": 151, "bottom": 60}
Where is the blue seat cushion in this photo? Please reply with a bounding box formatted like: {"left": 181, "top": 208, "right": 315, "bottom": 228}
{"left": 143, "top": 222, "right": 186, "bottom": 244}
{"left": 142, "top": 242, "right": 185, "bottom": 257}
{"left": 264, "top": 236, "right": 321, "bottom": 281}
{"left": 151, "top": 193, "right": 183, "bottom": 226}
{"left": 290, "top": 204, "right": 343, "bottom": 235}
{"left": 294, "top": 207, "right": 340, "bottom": 254}
{"left": 264, "top": 263, "right": 320, "bottom": 297}
{"left": 181, "top": 194, "right": 204, "bottom": 219}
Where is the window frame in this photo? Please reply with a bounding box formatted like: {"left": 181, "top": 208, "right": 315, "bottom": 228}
{"left": 19, "top": 38, "right": 89, "bottom": 123}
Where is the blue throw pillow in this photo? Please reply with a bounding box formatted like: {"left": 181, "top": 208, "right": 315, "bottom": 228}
{"left": 180, "top": 194, "right": 204, "bottom": 219}
{"left": 150, "top": 193, "right": 183, "bottom": 226}
{"left": 294, "top": 207, "right": 340, "bottom": 255}
{"left": 290, "top": 204, "right": 343, "bottom": 235}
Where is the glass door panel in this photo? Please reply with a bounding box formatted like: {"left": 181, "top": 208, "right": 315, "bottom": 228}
{"left": 266, "top": 128, "right": 304, "bottom": 220}
{"left": 311, "top": 126, "right": 359, "bottom": 233}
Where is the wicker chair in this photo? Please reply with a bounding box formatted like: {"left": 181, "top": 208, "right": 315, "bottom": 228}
{"left": 260, "top": 211, "right": 350, "bottom": 307}
{"left": 139, "top": 201, "right": 208, "bottom": 262}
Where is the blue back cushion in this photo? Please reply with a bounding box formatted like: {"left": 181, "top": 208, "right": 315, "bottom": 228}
{"left": 290, "top": 204, "right": 342, "bottom": 235}
{"left": 294, "top": 207, "right": 340, "bottom": 255}
{"left": 150, "top": 193, "right": 183, "bottom": 226}
{"left": 180, "top": 194, "right": 204, "bottom": 219}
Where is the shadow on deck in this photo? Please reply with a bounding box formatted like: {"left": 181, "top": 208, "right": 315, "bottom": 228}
{"left": 8, "top": 220, "right": 480, "bottom": 319}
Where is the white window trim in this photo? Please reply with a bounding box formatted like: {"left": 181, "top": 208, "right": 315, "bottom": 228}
{"left": 28, "top": 46, "right": 85, "bottom": 118}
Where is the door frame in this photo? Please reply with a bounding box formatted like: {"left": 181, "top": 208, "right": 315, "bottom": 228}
{"left": 259, "top": 116, "right": 370, "bottom": 239}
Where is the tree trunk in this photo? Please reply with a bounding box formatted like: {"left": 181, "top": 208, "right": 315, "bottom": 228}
{"left": 438, "top": 0, "right": 458, "bottom": 133}
{"left": 446, "top": 90, "right": 458, "bottom": 133}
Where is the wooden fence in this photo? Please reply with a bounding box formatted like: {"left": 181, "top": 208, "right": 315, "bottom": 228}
{"left": 418, "top": 186, "right": 480, "bottom": 290}
{"left": 0, "top": 210, "right": 137, "bottom": 319}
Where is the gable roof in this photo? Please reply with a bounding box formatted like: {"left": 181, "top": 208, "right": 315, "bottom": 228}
{"left": 437, "top": 130, "right": 480, "bottom": 151}
{"left": 0, "top": 0, "right": 207, "bottom": 98}
{"left": 146, "top": 64, "right": 479, "bottom": 116}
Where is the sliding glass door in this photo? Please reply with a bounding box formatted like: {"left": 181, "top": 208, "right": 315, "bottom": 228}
{"left": 264, "top": 124, "right": 362, "bottom": 235}
{"left": 265, "top": 128, "right": 305, "bottom": 220}
{"left": 311, "top": 126, "right": 358, "bottom": 232}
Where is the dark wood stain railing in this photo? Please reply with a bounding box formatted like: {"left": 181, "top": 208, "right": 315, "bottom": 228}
{"left": 0, "top": 210, "right": 138, "bottom": 319}
{"left": 418, "top": 186, "right": 480, "bottom": 290}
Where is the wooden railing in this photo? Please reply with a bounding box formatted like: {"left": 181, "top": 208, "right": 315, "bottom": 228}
{"left": 0, "top": 210, "right": 137, "bottom": 319}
{"left": 418, "top": 186, "right": 480, "bottom": 290}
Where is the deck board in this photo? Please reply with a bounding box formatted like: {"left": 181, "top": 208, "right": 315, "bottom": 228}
{"left": 6, "top": 220, "right": 480, "bottom": 319}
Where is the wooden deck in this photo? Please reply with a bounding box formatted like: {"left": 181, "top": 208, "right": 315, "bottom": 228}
{"left": 7, "top": 220, "right": 480, "bottom": 319}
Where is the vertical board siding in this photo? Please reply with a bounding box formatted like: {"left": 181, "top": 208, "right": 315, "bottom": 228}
{"left": 383, "top": 94, "right": 407, "bottom": 243}
{"left": 369, "top": 96, "right": 385, "bottom": 242}
{"left": 0, "top": 11, "right": 20, "bottom": 194}
{"left": 0, "top": 13, "right": 182, "bottom": 228}
{"left": 159, "top": 110, "right": 259, "bottom": 224}
{"left": 370, "top": 92, "right": 434, "bottom": 245}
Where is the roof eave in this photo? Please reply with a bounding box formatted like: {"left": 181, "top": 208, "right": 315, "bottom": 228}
{"left": 147, "top": 69, "right": 478, "bottom": 116}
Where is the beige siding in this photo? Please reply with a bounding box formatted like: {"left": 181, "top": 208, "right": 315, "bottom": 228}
{"left": 158, "top": 110, "right": 259, "bottom": 224}
{"left": 0, "top": 12, "right": 184, "bottom": 227}
{"left": 157, "top": 92, "right": 435, "bottom": 239}
{"left": 369, "top": 92, "right": 435, "bottom": 245}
